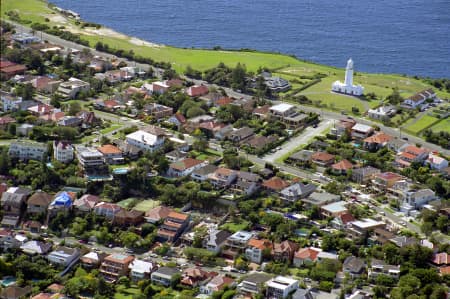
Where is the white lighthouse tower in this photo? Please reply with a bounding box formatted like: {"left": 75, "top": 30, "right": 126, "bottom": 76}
{"left": 344, "top": 58, "right": 354, "bottom": 86}
{"left": 332, "top": 58, "right": 364, "bottom": 96}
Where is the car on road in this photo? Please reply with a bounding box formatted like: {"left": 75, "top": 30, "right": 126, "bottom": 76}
{"left": 78, "top": 239, "right": 87, "bottom": 244}
{"left": 402, "top": 137, "right": 409, "bottom": 141}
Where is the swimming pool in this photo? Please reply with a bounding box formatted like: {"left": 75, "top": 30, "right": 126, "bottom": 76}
{"left": 1, "top": 276, "right": 16, "bottom": 287}
{"left": 113, "top": 168, "right": 129, "bottom": 175}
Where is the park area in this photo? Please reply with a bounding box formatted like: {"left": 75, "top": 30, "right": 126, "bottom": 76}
{"left": 402, "top": 115, "right": 441, "bottom": 135}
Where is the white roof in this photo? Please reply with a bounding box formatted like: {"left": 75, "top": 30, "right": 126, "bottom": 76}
{"left": 270, "top": 103, "right": 294, "bottom": 113}
{"left": 83, "top": 251, "right": 100, "bottom": 261}
{"left": 322, "top": 201, "right": 348, "bottom": 213}
{"left": 228, "top": 230, "right": 253, "bottom": 242}
{"left": 352, "top": 123, "right": 373, "bottom": 133}
{"left": 317, "top": 251, "right": 338, "bottom": 260}
{"left": 126, "top": 130, "right": 159, "bottom": 146}
{"left": 15, "top": 234, "right": 28, "bottom": 242}
{"left": 266, "top": 276, "right": 298, "bottom": 289}
{"left": 129, "top": 259, "right": 155, "bottom": 273}
{"left": 351, "top": 218, "right": 384, "bottom": 229}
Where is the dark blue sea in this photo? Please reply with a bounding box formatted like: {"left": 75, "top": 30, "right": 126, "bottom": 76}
{"left": 51, "top": 0, "right": 450, "bottom": 78}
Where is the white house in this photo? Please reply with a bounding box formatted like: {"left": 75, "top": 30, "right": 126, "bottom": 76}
{"left": 53, "top": 140, "right": 74, "bottom": 163}
{"left": 57, "top": 77, "right": 90, "bottom": 99}
{"left": 94, "top": 202, "right": 122, "bottom": 219}
{"left": 203, "top": 229, "right": 231, "bottom": 254}
{"left": 368, "top": 106, "right": 397, "bottom": 121}
{"left": 75, "top": 146, "right": 104, "bottom": 168}
{"left": 0, "top": 91, "right": 22, "bottom": 112}
{"left": 403, "top": 89, "right": 436, "bottom": 109}
{"left": 8, "top": 140, "right": 47, "bottom": 161}
{"left": 125, "top": 130, "right": 165, "bottom": 153}
{"left": 167, "top": 158, "right": 208, "bottom": 177}
{"left": 426, "top": 152, "right": 448, "bottom": 170}
{"left": 200, "top": 274, "right": 236, "bottom": 296}
{"left": 266, "top": 276, "right": 299, "bottom": 299}
{"left": 331, "top": 59, "right": 364, "bottom": 96}
{"left": 151, "top": 267, "right": 180, "bottom": 286}
{"left": 47, "top": 246, "right": 80, "bottom": 267}
{"left": 129, "top": 259, "right": 157, "bottom": 281}
{"left": 245, "top": 238, "right": 272, "bottom": 264}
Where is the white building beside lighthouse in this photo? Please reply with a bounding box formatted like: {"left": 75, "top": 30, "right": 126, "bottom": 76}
{"left": 332, "top": 58, "right": 364, "bottom": 96}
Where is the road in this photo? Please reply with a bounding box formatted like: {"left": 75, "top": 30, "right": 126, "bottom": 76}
{"left": 373, "top": 205, "right": 421, "bottom": 234}
{"left": 9, "top": 20, "right": 449, "bottom": 155}
{"left": 263, "top": 119, "right": 332, "bottom": 163}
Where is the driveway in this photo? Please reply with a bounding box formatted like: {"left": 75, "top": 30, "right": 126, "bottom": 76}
{"left": 263, "top": 119, "right": 332, "bottom": 163}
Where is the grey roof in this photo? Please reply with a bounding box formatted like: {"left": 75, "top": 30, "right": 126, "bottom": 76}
{"left": 237, "top": 171, "right": 261, "bottom": 182}
{"left": 352, "top": 166, "right": 380, "bottom": 176}
{"left": 343, "top": 256, "right": 365, "bottom": 274}
{"left": 280, "top": 183, "right": 317, "bottom": 199}
{"left": 165, "top": 149, "right": 187, "bottom": 159}
{"left": 153, "top": 266, "right": 179, "bottom": 277}
{"left": 389, "top": 236, "right": 418, "bottom": 247}
{"left": 289, "top": 150, "right": 314, "bottom": 161}
{"left": 302, "top": 192, "right": 340, "bottom": 206}
{"left": 207, "top": 229, "right": 232, "bottom": 246}
{"left": 242, "top": 273, "right": 272, "bottom": 284}
{"left": 192, "top": 164, "right": 218, "bottom": 176}
{"left": 292, "top": 288, "right": 314, "bottom": 299}
{"left": 229, "top": 127, "right": 254, "bottom": 139}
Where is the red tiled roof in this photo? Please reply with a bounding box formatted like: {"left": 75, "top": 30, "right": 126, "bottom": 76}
{"left": 170, "top": 158, "right": 204, "bottom": 171}
{"left": 338, "top": 212, "right": 355, "bottom": 224}
{"left": 311, "top": 152, "right": 335, "bottom": 162}
{"left": 174, "top": 112, "right": 186, "bottom": 123}
{"left": 253, "top": 105, "right": 270, "bottom": 115}
{"left": 399, "top": 152, "right": 417, "bottom": 160}
{"left": 98, "top": 144, "right": 122, "bottom": 155}
{"left": 404, "top": 145, "right": 428, "bottom": 156}
{"left": 0, "top": 60, "right": 15, "bottom": 68}
{"left": 262, "top": 176, "right": 289, "bottom": 191}
{"left": 215, "top": 167, "right": 235, "bottom": 176}
{"left": 295, "top": 247, "right": 320, "bottom": 260}
{"left": 167, "top": 211, "right": 189, "bottom": 221}
{"left": 440, "top": 266, "right": 450, "bottom": 275}
{"left": 0, "top": 64, "right": 27, "bottom": 74}
{"left": 247, "top": 238, "right": 272, "bottom": 250}
{"left": 216, "top": 97, "right": 234, "bottom": 106}
{"left": 0, "top": 116, "right": 16, "bottom": 125}
{"left": 376, "top": 172, "right": 403, "bottom": 181}
{"left": 364, "top": 132, "right": 394, "bottom": 144}
{"left": 103, "top": 99, "right": 120, "bottom": 108}
{"left": 331, "top": 159, "right": 353, "bottom": 170}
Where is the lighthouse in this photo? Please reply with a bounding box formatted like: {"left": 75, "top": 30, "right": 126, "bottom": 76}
{"left": 331, "top": 58, "right": 364, "bottom": 96}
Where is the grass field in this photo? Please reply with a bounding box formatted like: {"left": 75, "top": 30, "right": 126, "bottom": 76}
{"left": 403, "top": 114, "right": 441, "bottom": 134}
{"left": 3, "top": 0, "right": 449, "bottom": 117}
{"left": 115, "top": 286, "right": 140, "bottom": 299}
{"left": 116, "top": 198, "right": 139, "bottom": 209}
{"left": 133, "top": 199, "right": 161, "bottom": 212}
{"left": 100, "top": 124, "right": 122, "bottom": 134}
{"left": 430, "top": 118, "right": 450, "bottom": 133}
{"left": 220, "top": 220, "right": 250, "bottom": 233}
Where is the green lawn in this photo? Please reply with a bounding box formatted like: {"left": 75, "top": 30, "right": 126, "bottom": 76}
{"left": 133, "top": 199, "right": 161, "bottom": 212}
{"left": 220, "top": 220, "right": 250, "bottom": 233}
{"left": 117, "top": 198, "right": 140, "bottom": 209}
{"left": 100, "top": 124, "right": 122, "bottom": 134}
{"left": 430, "top": 118, "right": 450, "bottom": 133}
{"left": 115, "top": 286, "right": 141, "bottom": 299}
{"left": 403, "top": 114, "right": 441, "bottom": 134}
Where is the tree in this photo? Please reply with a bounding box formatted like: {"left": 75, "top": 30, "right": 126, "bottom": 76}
{"left": 231, "top": 63, "right": 246, "bottom": 91}
{"left": 186, "top": 106, "right": 206, "bottom": 118}
{"left": 68, "top": 102, "right": 82, "bottom": 115}
{"left": 119, "top": 231, "right": 141, "bottom": 248}
{"left": 15, "top": 83, "right": 34, "bottom": 101}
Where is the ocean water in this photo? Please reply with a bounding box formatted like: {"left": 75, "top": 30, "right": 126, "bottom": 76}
{"left": 50, "top": 0, "right": 450, "bottom": 78}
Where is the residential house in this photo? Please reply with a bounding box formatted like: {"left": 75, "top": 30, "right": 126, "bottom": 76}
{"left": 27, "top": 103, "right": 54, "bottom": 116}
{"left": 363, "top": 132, "right": 394, "bottom": 151}
{"left": 291, "top": 289, "right": 314, "bottom": 299}
{"left": 321, "top": 201, "right": 348, "bottom": 218}
{"left": 222, "top": 231, "right": 254, "bottom": 259}
{"left": 228, "top": 127, "right": 255, "bottom": 143}
{"left": 426, "top": 152, "right": 448, "bottom": 170}
{"left": 395, "top": 145, "right": 429, "bottom": 168}
{"left": 204, "top": 229, "right": 231, "bottom": 254}
{"left": 157, "top": 211, "right": 190, "bottom": 242}
{"left": 352, "top": 166, "right": 380, "bottom": 184}
{"left": 208, "top": 167, "right": 238, "bottom": 188}
{"left": 245, "top": 238, "right": 272, "bottom": 264}
{"left": 351, "top": 124, "right": 374, "bottom": 140}
{"left": 432, "top": 252, "right": 450, "bottom": 267}
{"left": 293, "top": 247, "right": 322, "bottom": 267}
{"left": 272, "top": 240, "right": 299, "bottom": 264}
{"left": 199, "top": 122, "right": 233, "bottom": 140}
{"left": 144, "top": 206, "right": 173, "bottom": 224}
{"left": 402, "top": 89, "right": 436, "bottom": 109}
{"left": 343, "top": 256, "right": 366, "bottom": 278}
{"left": 125, "top": 129, "right": 165, "bottom": 153}
{"left": 0, "top": 285, "right": 32, "bottom": 299}
{"left": 165, "top": 149, "right": 188, "bottom": 163}
{"left": 304, "top": 192, "right": 340, "bottom": 210}
{"left": 331, "top": 212, "right": 355, "bottom": 230}
{"left": 1, "top": 187, "right": 31, "bottom": 227}
{"left": 181, "top": 267, "right": 213, "bottom": 287}
{"left": 387, "top": 138, "right": 409, "bottom": 153}
{"left": 168, "top": 158, "right": 208, "bottom": 177}
{"left": 75, "top": 146, "right": 104, "bottom": 171}
{"left": 269, "top": 103, "right": 308, "bottom": 128}
{"left": 368, "top": 259, "right": 400, "bottom": 280}
{"left": 129, "top": 259, "right": 157, "bottom": 281}
{"left": 80, "top": 251, "right": 107, "bottom": 269}
{"left": 47, "top": 246, "right": 80, "bottom": 267}
{"left": 213, "top": 96, "right": 234, "bottom": 107}
{"left": 262, "top": 73, "right": 291, "bottom": 93}
{"left": 77, "top": 111, "right": 99, "bottom": 129}
{"left": 143, "top": 81, "right": 169, "bottom": 94}
{"left": 191, "top": 164, "right": 218, "bottom": 182}
{"left": 20, "top": 240, "right": 52, "bottom": 255}
{"left": 57, "top": 77, "right": 90, "bottom": 99}
{"left": 22, "top": 220, "right": 42, "bottom": 233}
{"left": 280, "top": 182, "right": 317, "bottom": 203}
{"left": 0, "top": 230, "right": 27, "bottom": 252}
{"left": 100, "top": 253, "right": 135, "bottom": 283}
{"left": 331, "top": 159, "right": 353, "bottom": 175}
{"left": 201, "top": 275, "right": 235, "bottom": 296}
{"left": 97, "top": 144, "right": 124, "bottom": 164}
{"left": 389, "top": 236, "right": 418, "bottom": 248}
{"left": 167, "top": 111, "right": 186, "bottom": 127}
{"left": 367, "top": 106, "right": 397, "bottom": 121}
{"left": 288, "top": 150, "right": 314, "bottom": 165}
{"left": 252, "top": 105, "right": 271, "bottom": 119}
{"left": 113, "top": 209, "right": 144, "bottom": 226}
{"left": 372, "top": 228, "right": 395, "bottom": 245}
{"left": 262, "top": 176, "right": 289, "bottom": 194}
{"left": 0, "top": 116, "right": 16, "bottom": 130}
{"left": 232, "top": 171, "right": 261, "bottom": 195}
{"left": 330, "top": 118, "right": 356, "bottom": 137}
{"left": 48, "top": 191, "right": 73, "bottom": 214}
{"left": 73, "top": 194, "right": 100, "bottom": 213}
{"left": 8, "top": 140, "right": 47, "bottom": 161}
{"left": 347, "top": 218, "right": 385, "bottom": 240}
{"left": 311, "top": 152, "right": 335, "bottom": 167}
{"left": 238, "top": 273, "right": 272, "bottom": 295}
{"left": 144, "top": 103, "right": 173, "bottom": 120}
{"left": 372, "top": 172, "right": 404, "bottom": 191}
{"left": 0, "top": 60, "right": 27, "bottom": 80}
{"left": 16, "top": 123, "right": 33, "bottom": 136}
{"left": 94, "top": 202, "right": 122, "bottom": 220}
{"left": 0, "top": 91, "right": 22, "bottom": 112}
{"left": 151, "top": 266, "right": 180, "bottom": 286}
{"left": 27, "top": 191, "right": 53, "bottom": 215}
{"left": 243, "top": 134, "right": 278, "bottom": 151}
{"left": 53, "top": 141, "right": 74, "bottom": 163}
{"left": 266, "top": 276, "right": 299, "bottom": 299}
{"left": 186, "top": 85, "right": 209, "bottom": 97}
